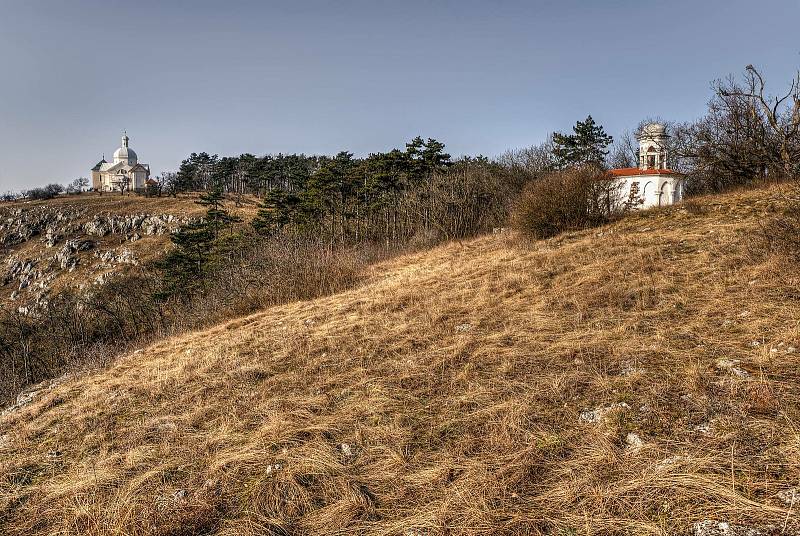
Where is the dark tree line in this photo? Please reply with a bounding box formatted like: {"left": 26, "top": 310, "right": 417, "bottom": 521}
{"left": 161, "top": 137, "right": 525, "bottom": 245}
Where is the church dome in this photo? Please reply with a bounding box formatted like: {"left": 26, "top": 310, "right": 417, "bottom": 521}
{"left": 112, "top": 133, "right": 137, "bottom": 164}
{"left": 113, "top": 146, "right": 137, "bottom": 162}
{"left": 641, "top": 123, "right": 667, "bottom": 137}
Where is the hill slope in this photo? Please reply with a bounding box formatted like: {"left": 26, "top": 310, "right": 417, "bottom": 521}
{"left": 1, "top": 186, "right": 799, "bottom": 535}
{"left": 0, "top": 193, "right": 258, "bottom": 309}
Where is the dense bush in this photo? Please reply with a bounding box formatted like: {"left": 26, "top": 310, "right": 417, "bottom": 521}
{"left": 511, "top": 165, "right": 622, "bottom": 239}
{"left": 23, "top": 183, "right": 64, "bottom": 200}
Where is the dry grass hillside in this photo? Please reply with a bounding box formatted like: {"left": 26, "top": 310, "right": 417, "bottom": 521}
{"left": 1, "top": 185, "right": 800, "bottom": 535}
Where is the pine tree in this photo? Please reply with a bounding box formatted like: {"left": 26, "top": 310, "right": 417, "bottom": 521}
{"left": 157, "top": 220, "right": 214, "bottom": 299}
{"left": 252, "top": 189, "right": 303, "bottom": 235}
{"left": 420, "top": 138, "right": 452, "bottom": 173}
{"left": 157, "top": 187, "right": 239, "bottom": 299}
{"left": 197, "top": 187, "right": 240, "bottom": 239}
{"left": 405, "top": 137, "right": 452, "bottom": 179}
{"left": 552, "top": 115, "right": 613, "bottom": 168}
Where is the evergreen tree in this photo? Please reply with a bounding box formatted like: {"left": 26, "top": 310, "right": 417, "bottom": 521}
{"left": 175, "top": 152, "right": 219, "bottom": 192}
{"left": 157, "top": 187, "right": 239, "bottom": 299}
{"left": 157, "top": 220, "right": 214, "bottom": 299}
{"left": 175, "top": 154, "right": 198, "bottom": 192}
{"left": 552, "top": 115, "right": 613, "bottom": 168}
{"left": 197, "top": 187, "right": 240, "bottom": 239}
{"left": 252, "top": 189, "right": 303, "bottom": 235}
{"left": 420, "top": 138, "right": 452, "bottom": 173}
{"left": 405, "top": 137, "right": 452, "bottom": 179}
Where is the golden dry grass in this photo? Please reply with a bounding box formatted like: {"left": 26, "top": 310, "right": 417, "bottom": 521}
{"left": 2, "top": 185, "right": 800, "bottom": 535}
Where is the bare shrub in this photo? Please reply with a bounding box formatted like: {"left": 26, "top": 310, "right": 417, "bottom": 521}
{"left": 397, "top": 159, "right": 530, "bottom": 243}
{"left": 164, "top": 234, "right": 387, "bottom": 328}
{"left": 22, "top": 184, "right": 64, "bottom": 201}
{"left": 511, "top": 165, "right": 622, "bottom": 239}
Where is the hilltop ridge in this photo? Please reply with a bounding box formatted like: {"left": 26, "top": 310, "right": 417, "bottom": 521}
{"left": 1, "top": 185, "right": 799, "bottom": 535}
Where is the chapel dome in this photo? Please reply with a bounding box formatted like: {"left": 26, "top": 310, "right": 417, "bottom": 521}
{"left": 641, "top": 123, "right": 667, "bottom": 137}
{"left": 112, "top": 133, "right": 137, "bottom": 164}
{"left": 113, "top": 146, "right": 137, "bottom": 162}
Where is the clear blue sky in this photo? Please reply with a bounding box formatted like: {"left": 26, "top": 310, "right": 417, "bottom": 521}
{"left": 1, "top": 0, "right": 798, "bottom": 191}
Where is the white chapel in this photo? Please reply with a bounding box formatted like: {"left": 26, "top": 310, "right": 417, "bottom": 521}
{"left": 91, "top": 133, "right": 151, "bottom": 192}
{"left": 610, "top": 123, "right": 685, "bottom": 208}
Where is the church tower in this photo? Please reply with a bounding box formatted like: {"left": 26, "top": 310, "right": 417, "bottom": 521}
{"left": 637, "top": 123, "right": 668, "bottom": 170}
{"left": 112, "top": 132, "right": 138, "bottom": 166}
{"left": 609, "top": 121, "right": 684, "bottom": 209}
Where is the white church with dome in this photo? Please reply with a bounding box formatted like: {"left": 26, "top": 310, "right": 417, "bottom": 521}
{"left": 90, "top": 133, "right": 151, "bottom": 192}
{"left": 610, "top": 123, "right": 685, "bottom": 209}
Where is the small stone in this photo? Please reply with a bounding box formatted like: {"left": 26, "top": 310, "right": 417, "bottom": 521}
{"left": 715, "top": 359, "right": 748, "bottom": 377}
{"left": 579, "top": 402, "right": 630, "bottom": 424}
{"left": 172, "top": 489, "right": 187, "bottom": 501}
{"left": 339, "top": 443, "right": 355, "bottom": 458}
{"left": 695, "top": 422, "right": 713, "bottom": 435}
{"left": 0, "top": 434, "right": 10, "bottom": 449}
{"left": 455, "top": 323, "right": 472, "bottom": 333}
{"left": 625, "top": 432, "right": 644, "bottom": 449}
{"left": 619, "top": 360, "right": 644, "bottom": 376}
{"left": 691, "top": 520, "right": 764, "bottom": 536}
{"left": 579, "top": 408, "right": 602, "bottom": 423}
{"left": 265, "top": 463, "right": 282, "bottom": 476}
{"left": 15, "top": 390, "right": 37, "bottom": 408}
{"left": 777, "top": 487, "right": 798, "bottom": 506}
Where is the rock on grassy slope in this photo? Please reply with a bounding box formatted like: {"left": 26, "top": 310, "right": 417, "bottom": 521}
{"left": 1, "top": 185, "right": 799, "bottom": 535}
{"left": 0, "top": 193, "right": 257, "bottom": 310}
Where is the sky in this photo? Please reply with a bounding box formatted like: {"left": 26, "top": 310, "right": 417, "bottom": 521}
{"left": 0, "top": 0, "right": 798, "bottom": 191}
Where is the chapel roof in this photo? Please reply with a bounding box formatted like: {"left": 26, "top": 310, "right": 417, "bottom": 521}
{"left": 609, "top": 167, "right": 683, "bottom": 177}
{"left": 113, "top": 145, "right": 137, "bottom": 162}
{"left": 91, "top": 158, "right": 107, "bottom": 171}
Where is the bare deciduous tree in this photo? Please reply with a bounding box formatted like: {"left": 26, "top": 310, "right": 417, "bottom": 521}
{"left": 497, "top": 136, "right": 558, "bottom": 177}
{"left": 719, "top": 65, "right": 800, "bottom": 178}
{"left": 115, "top": 175, "right": 131, "bottom": 196}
